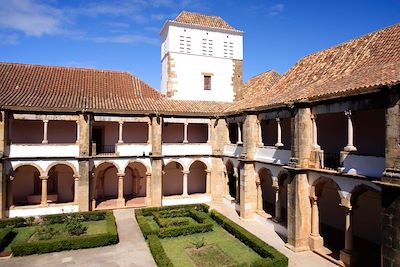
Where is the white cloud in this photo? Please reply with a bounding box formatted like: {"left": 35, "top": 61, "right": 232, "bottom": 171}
{"left": 0, "top": 34, "right": 19, "bottom": 45}
{"left": 0, "top": 0, "right": 64, "bottom": 36}
{"left": 268, "top": 3, "right": 285, "bottom": 16}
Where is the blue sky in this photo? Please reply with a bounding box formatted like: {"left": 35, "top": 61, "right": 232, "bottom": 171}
{"left": 0, "top": 0, "right": 399, "bottom": 90}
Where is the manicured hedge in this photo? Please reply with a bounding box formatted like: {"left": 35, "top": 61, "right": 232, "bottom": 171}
{"left": 158, "top": 221, "right": 213, "bottom": 238}
{"left": 0, "top": 217, "right": 32, "bottom": 228}
{"left": 10, "top": 212, "right": 118, "bottom": 256}
{"left": 210, "top": 210, "right": 288, "bottom": 267}
{"left": 0, "top": 227, "right": 14, "bottom": 251}
{"left": 141, "top": 204, "right": 209, "bottom": 216}
{"left": 135, "top": 209, "right": 157, "bottom": 239}
{"left": 43, "top": 211, "right": 107, "bottom": 224}
{"left": 147, "top": 234, "right": 173, "bottom": 267}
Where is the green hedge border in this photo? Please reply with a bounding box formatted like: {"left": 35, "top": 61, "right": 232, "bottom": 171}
{"left": 10, "top": 211, "right": 118, "bottom": 256}
{"left": 0, "top": 227, "right": 14, "bottom": 252}
{"left": 147, "top": 234, "right": 173, "bottom": 267}
{"left": 210, "top": 210, "right": 288, "bottom": 267}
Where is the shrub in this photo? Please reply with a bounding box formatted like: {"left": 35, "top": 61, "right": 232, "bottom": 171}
{"left": 0, "top": 217, "right": 31, "bottom": 228}
{"left": 11, "top": 211, "right": 118, "bottom": 256}
{"left": 0, "top": 227, "right": 14, "bottom": 251}
{"left": 43, "top": 211, "right": 106, "bottom": 224}
{"left": 140, "top": 204, "right": 209, "bottom": 216}
{"left": 210, "top": 210, "right": 288, "bottom": 267}
{"left": 65, "top": 215, "right": 87, "bottom": 236}
{"left": 135, "top": 209, "right": 157, "bottom": 239}
{"left": 35, "top": 224, "right": 59, "bottom": 240}
{"left": 147, "top": 235, "right": 173, "bottom": 267}
{"left": 158, "top": 221, "right": 213, "bottom": 239}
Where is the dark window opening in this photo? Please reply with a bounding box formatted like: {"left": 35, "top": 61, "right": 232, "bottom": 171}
{"left": 204, "top": 75, "right": 211, "bottom": 90}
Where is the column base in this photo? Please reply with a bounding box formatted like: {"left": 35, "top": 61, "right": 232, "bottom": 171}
{"left": 309, "top": 234, "right": 324, "bottom": 250}
{"left": 275, "top": 142, "right": 284, "bottom": 147}
{"left": 117, "top": 198, "right": 125, "bottom": 207}
{"left": 285, "top": 243, "right": 310, "bottom": 252}
{"left": 344, "top": 145, "right": 357, "bottom": 152}
{"left": 340, "top": 249, "right": 357, "bottom": 267}
{"left": 91, "top": 199, "right": 97, "bottom": 210}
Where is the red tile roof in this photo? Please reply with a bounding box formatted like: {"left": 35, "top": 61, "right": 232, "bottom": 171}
{"left": 243, "top": 23, "right": 400, "bottom": 110}
{"left": 173, "top": 11, "right": 239, "bottom": 31}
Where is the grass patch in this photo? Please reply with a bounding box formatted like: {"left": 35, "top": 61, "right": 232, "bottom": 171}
{"left": 186, "top": 245, "right": 236, "bottom": 267}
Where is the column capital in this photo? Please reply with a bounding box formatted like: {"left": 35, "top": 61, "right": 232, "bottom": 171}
{"left": 311, "top": 114, "right": 317, "bottom": 120}
{"left": 117, "top": 172, "right": 125, "bottom": 178}
{"left": 206, "top": 169, "right": 211, "bottom": 174}
{"left": 275, "top": 117, "right": 280, "bottom": 122}
{"left": 8, "top": 175, "right": 15, "bottom": 181}
{"left": 119, "top": 120, "right": 124, "bottom": 125}
{"left": 39, "top": 175, "right": 48, "bottom": 180}
{"left": 73, "top": 174, "right": 80, "bottom": 180}
{"left": 43, "top": 119, "right": 49, "bottom": 123}
{"left": 344, "top": 110, "right": 352, "bottom": 117}
{"left": 310, "top": 195, "right": 318, "bottom": 203}
{"left": 182, "top": 170, "right": 190, "bottom": 174}
{"left": 145, "top": 172, "right": 152, "bottom": 177}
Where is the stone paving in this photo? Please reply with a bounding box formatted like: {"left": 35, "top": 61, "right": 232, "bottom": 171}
{"left": 0, "top": 209, "right": 156, "bottom": 267}
{"left": 0, "top": 203, "right": 336, "bottom": 267}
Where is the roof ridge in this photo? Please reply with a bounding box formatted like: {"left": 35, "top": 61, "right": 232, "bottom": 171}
{"left": 300, "top": 23, "right": 400, "bottom": 61}
{"left": 246, "top": 69, "right": 280, "bottom": 81}
{"left": 0, "top": 62, "right": 132, "bottom": 75}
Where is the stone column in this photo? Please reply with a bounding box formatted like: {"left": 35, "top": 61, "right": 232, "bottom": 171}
{"left": 340, "top": 206, "right": 355, "bottom": 266}
{"left": 183, "top": 122, "right": 188, "bottom": 143}
{"left": 237, "top": 122, "right": 243, "bottom": 144}
{"left": 0, "top": 111, "right": 10, "bottom": 218}
{"left": 256, "top": 178, "right": 263, "bottom": 212}
{"left": 117, "top": 172, "right": 125, "bottom": 207}
{"left": 73, "top": 175, "right": 80, "bottom": 203}
{"left": 150, "top": 116, "right": 163, "bottom": 206}
{"left": 226, "top": 122, "right": 231, "bottom": 144}
{"left": 257, "top": 119, "right": 263, "bottom": 146}
{"left": 77, "top": 113, "right": 91, "bottom": 211}
{"left": 91, "top": 173, "right": 96, "bottom": 210}
{"left": 145, "top": 172, "right": 151, "bottom": 206}
{"left": 275, "top": 118, "right": 283, "bottom": 147}
{"left": 147, "top": 121, "right": 152, "bottom": 144}
{"left": 118, "top": 121, "right": 124, "bottom": 144}
{"left": 206, "top": 169, "right": 211, "bottom": 194}
{"left": 40, "top": 175, "right": 48, "bottom": 206}
{"left": 309, "top": 196, "right": 324, "bottom": 250}
{"left": 344, "top": 111, "right": 357, "bottom": 152}
{"left": 76, "top": 120, "right": 80, "bottom": 144}
{"left": 273, "top": 184, "right": 282, "bottom": 222}
{"left": 182, "top": 170, "right": 189, "bottom": 196}
{"left": 42, "top": 119, "right": 49, "bottom": 144}
{"left": 311, "top": 114, "right": 320, "bottom": 150}
{"left": 234, "top": 167, "right": 239, "bottom": 201}
{"left": 207, "top": 121, "right": 211, "bottom": 144}
{"left": 7, "top": 176, "right": 14, "bottom": 207}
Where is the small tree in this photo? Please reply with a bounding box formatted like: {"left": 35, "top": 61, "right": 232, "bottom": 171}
{"left": 65, "top": 215, "right": 87, "bottom": 236}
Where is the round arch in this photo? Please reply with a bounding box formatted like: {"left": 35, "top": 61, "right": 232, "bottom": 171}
{"left": 12, "top": 164, "right": 43, "bottom": 206}
{"left": 94, "top": 161, "right": 121, "bottom": 173}
{"left": 163, "top": 158, "right": 187, "bottom": 171}
{"left": 163, "top": 161, "right": 184, "bottom": 196}
{"left": 45, "top": 161, "right": 78, "bottom": 176}
{"left": 258, "top": 167, "right": 275, "bottom": 215}
{"left": 125, "top": 161, "right": 148, "bottom": 198}
{"left": 47, "top": 163, "right": 75, "bottom": 203}
{"left": 310, "top": 176, "right": 345, "bottom": 200}
{"left": 225, "top": 160, "right": 236, "bottom": 199}
{"left": 13, "top": 163, "right": 45, "bottom": 177}
{"left": 123, "top": 160, "right": 150, "bottom": 174}
{"left": 188, "top": 160, "right": 207, "bottom": 194}
{"left": 188, "top": 158, "right": 210, "bottom": 171}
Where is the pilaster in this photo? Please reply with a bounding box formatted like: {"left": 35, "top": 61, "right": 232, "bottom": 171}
{"left": 150, "top": 116, "right": 162, "bottom": 206}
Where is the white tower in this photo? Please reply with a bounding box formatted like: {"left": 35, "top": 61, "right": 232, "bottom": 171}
{"left": 160, "top": 11, "right": 243, "bottom": 102}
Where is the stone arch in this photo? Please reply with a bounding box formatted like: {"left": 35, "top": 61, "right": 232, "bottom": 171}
{"left": 310, "top": 176, "right": 345, "bottom": 200}
{"left": 163, "top": 160, "right": 184, "bottom": 196}
{"left": 188, "top": 160, "right": 207, "bottom": 194}
{"left": 258, "top": 167, "right": 275, "bottom": 215}
{"left": 45, "top": 161, "right": 78, "bottom": 176}
{"left": 163, "top": 158, "right": 187, "bottom": 171}
{"left": 12, "top": 162, "right": 45, "bottom": 177}
{"left": 47, "top": 163, "right": 75, "bottom": 203}
{"left": 124, "top": 161, "right": 148, "bottom": 199}
{"left": 93, "top": 162, "right": 119, "bottom": 205}
{"left": 188, "top": 158, "right": 210, "bottom": 171}
{"left": 346, "top": 183, "right": 380, "bottom": 206}
{"left": 12, "top": 164, "right": 43, "bottom": 206}
{"left": 123, "top": 159, "right": 150, "bottom": 174}
{"left": 94, "top": 160, "right": 121, "bottom": 173}
{"left": 277, "top": 169, "right": 289, "bottom": 224}
{"left": 225, "top": 160, "right": 236, "bottom": 199}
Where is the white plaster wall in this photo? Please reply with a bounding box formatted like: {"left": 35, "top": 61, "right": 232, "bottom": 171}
{"left": 123, "top": 122, "right": 148, "bottom": 143}
{"left": 116, "top": 144, "right": 151, "bottom": 157}
{"left": 9, "top": 204, "right": 79, "bottom": 218}
{"left": 342, "top": 154, "right": 385, "bottom": 178}
{"left": 11, "top": 120, "right": 43, "bottom": 144}
{"left": 10, "top": 144, "right": 79, "bottom": 158}
{"left": 223, "top": 144, "right": 243, "bottom": 157}
{"left": 162, "top": 195, "right": 211, "bottom": 206}
{"left": 254, "top": 147, "right": 291, "bottom": 165}
{"left": 162, "top": 144, "right": 212, "bottom": 156}
{"left": 165, "top": 53, "right": 236, "bottom": 102}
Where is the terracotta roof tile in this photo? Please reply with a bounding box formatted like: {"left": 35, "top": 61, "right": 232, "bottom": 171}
{"left": 245, "top": 23, "right": 400, "bottom": 110}
{"left": 173, "top": 11, "right": 238, "bottom": 31}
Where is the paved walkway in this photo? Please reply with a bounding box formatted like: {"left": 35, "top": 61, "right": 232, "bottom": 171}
{"left": 0, "top": 209, "right": 156, "bottom": 267}
{"left": 209, "top": 202, "right": 336, "bottom": 267}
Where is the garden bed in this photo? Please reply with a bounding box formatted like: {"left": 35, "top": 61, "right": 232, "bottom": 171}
{"left": 0, "top": 211, "right": 118, "bottom": 256}
{"left": 135, "top": 204, "right": 287, "bottom": 267}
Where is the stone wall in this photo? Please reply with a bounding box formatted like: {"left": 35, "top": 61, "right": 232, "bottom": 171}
{"left": 232, "top": 59, "right": 243, "bottom": 101}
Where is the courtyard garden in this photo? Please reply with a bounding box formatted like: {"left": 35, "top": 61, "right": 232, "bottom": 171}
{"left": 0, "top": 210, "right": 118, "bottom": 257}
{"left": 135, "top": 204, "right": 288, "bottom": 267}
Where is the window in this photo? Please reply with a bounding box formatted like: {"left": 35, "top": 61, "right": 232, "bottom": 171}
{"left": 204, "top": 75, "right": 211, "bottom": 90}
